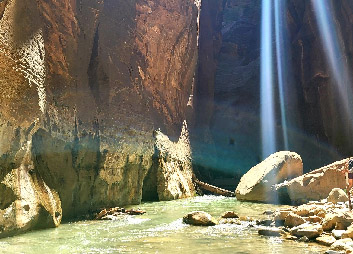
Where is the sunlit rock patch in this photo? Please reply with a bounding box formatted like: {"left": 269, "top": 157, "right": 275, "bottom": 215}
{"left": 152, "top": 120, "right": 195, "bottom": 200}
{"left": 0, "top": 139, "right": 62, "bottom": 239}
{"left": 0, "top": 0, "right": 46, "bottom": 113}
{"left": 235, "top": 151, "right": 303, "bottom": 203}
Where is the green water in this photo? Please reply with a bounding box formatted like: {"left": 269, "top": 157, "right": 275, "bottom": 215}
{"left": 0, "top": 196, "right": 327, "bottom": 254}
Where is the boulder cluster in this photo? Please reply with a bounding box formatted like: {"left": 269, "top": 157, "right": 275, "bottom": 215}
{"left": 257, "top": 190, "right": 353, "bottom": 253}
{"left": 182, "top": 191, "right": 353, "bottom": 253}
{"left": 234, "top": 151, "right": 353, "bottom": 252}
{"left": 236, "top": 151, "right": 348, "bottom": 205}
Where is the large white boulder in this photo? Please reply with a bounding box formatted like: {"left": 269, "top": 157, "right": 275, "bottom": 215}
{"left": 235, "top": 151, "right": 303, "bottom": 202}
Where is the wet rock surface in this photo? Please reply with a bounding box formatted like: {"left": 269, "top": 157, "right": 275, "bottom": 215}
{"left": 183, "top": 211, "right": 217, "bottom": 226}
{"left": 0, "top": 139, "right": 62, "bottom": 238}
{"left": 221, "top": 211, "right": 239, "bottom": 219}
{"left": 258, "top": 227, "right": 283, "bottom": 237}
{"left": 95, "top": 207, "right": 146, "bottom": 220}
{"left": 254, "top": 199, "right": 353, "bottom": 252}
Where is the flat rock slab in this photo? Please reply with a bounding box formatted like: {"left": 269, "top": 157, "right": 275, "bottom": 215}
{"left": 316, "top": 235, "right": 336, "bottom": 246}
{"left": 330, "top": 238, "right": 353, "bottom": 252}
{"left": 332, "top": 230, "right": 346, "bottom": 239}
{"left": 275, "top": 159, "right": 348, "bottom": 205}
{"left": 290, "top": 223, "right": 323, "bottom": 239}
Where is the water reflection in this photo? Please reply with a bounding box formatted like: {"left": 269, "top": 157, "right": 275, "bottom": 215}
{"left": 0, "top": 196, "right": 326, "bottom": 254}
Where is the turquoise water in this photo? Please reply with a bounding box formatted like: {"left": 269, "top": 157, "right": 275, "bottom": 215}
{"left": 0, "top": 196, "right": 326, "bottom": 254}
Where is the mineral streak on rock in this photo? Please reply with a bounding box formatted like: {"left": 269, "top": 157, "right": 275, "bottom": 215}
{"left": 0, "top": 0, "right": 200, "bottom": 238}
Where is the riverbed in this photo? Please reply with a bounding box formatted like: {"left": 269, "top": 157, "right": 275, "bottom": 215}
{"left": 0, "top": 196, "right": 327, "bottom": 253}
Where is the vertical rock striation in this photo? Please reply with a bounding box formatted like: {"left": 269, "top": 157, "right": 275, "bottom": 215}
{"left": 0, "top": 0, "right": 199, "bottom": 237}
{"left": 194, "top": 0, "right": 353, "bottom": 181}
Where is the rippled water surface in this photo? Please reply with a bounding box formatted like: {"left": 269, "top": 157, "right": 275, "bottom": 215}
{"left": 0, "top": 196, "right": 327, "bottom": 254}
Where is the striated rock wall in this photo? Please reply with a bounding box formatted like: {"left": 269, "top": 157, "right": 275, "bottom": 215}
{"left": 0, "top": 134, "right": 62, "bottom": 238}
{"left": 194, "top": 0, "right": 353, "bottom": 180}
{"left": 287, "top": 0, "right": 353, "bottom": 156}
{"left": 190, "top": 0, "right": 227, "bottom": 179}
{"left": 0, "top": 0, "right": 199, "bottom": 236}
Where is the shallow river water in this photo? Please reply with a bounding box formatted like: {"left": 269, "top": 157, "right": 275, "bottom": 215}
{"left": 0, "top": 196, "right": 327, "bottom": 254}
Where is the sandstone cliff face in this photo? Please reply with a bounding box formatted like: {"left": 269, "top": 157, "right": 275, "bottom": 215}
{"left": 191, "top": 0, "right": 226, "bottom": 177}
{"left": 143, "top": 121, "right": 195, "bottom": 201}
{"left": 288, "top": 0, "right": 353, "bottom": 157}
{"left": 0, "top": 0, "right": 199, "bottom": 236}
{"left": 192, "top": 0, "right": 262, "bottom": 182}
{"left": 194, "top": 0, "right": 353, "bottom": 181}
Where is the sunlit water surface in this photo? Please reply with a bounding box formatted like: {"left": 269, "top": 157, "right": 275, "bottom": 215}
{"left": 0, "top": 196, "right": 326, "bottom": 254}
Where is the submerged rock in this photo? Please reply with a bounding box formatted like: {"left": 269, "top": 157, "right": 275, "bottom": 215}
{"left": 183, "top": 211, "right": 217, "bottom": 226}
{"left": 221, "top": 211, "right": 239, "bottom": 219}
{"left": 235, "top": 151, "right": 303, "bottom": 203}
{"left": 263, "top": 210, "right": 274, "bottom": 215}
{"left": 219, "top": 218, "right": 241, "bottom": 225}
{"left": 298, "top": 236, "right": 310, "bottom": 242}
{"left": 258, "top": 227, "right": 283, "bottom": 237}
{"left": 95, "top": 207, "right": 146, "bottom": 220}
{"left": 257, "top": 219, "right": 274, "bottom": 227}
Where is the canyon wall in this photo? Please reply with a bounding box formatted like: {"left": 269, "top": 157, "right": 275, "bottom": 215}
{"left": 0, "top": 0, "right": 199, "bottom": 236}
{"left": 1, "top": 0, "right": 353, "bottom": 238}
{"left": 193, "top": 0, "right": 353, "bottom": 185}
{"left": 288, "top": 0, "right": 353, "bottom": 158}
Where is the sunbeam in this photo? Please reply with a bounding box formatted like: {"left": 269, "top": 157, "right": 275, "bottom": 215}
{"left": 261, "top": 0, "right": 277, "bottom": 159}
